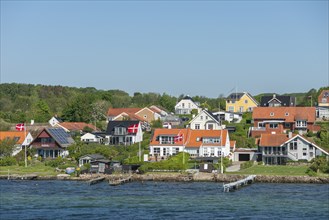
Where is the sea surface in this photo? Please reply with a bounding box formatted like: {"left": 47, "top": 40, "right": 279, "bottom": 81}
{"left": 0, "top": 180, "right": 328, "bottom": 219}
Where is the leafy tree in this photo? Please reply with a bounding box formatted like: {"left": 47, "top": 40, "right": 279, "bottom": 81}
{"left": 0, "top": 138, "right": 16, "bottom": 157}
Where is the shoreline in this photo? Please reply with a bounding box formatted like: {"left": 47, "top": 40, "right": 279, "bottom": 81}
{"left": 1, "top": 172, "right": 329, "bottom": 184}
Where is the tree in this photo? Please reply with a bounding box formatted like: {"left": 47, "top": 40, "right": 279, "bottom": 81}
{"left": 0, "top": 139, "right": 16, "bottom": 157}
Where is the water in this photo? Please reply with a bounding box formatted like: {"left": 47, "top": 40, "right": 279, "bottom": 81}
{"left": 0, "top": 180, "right": 328, "bottom": 219}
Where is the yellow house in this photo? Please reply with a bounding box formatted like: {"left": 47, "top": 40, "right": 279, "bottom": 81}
{"left": 226, "top": 92, "right": 259, "bottom": 113}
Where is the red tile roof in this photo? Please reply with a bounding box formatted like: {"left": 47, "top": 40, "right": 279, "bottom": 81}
{"left": 0, "top": 131, "right": 26, "bottom": 144}
{"left": 259, "top": 134, "right": 290, "bottom": 147}
{"left": 107, "top": 108, "right": 141, "bottom": 116}
{"left": 58, "top": 122, "right": 98, "bottom": 131}
{"left": 252, "top": 107, "right": 316, "bottom": 123}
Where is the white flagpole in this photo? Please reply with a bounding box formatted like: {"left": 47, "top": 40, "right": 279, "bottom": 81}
{"left": 183, "top": 131, "right": 185, "bottom": 165}
{"left": 24, "top": 123, "right": 27, "bottom": 168}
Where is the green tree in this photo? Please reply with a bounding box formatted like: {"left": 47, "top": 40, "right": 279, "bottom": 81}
{"left": 0, "top": 138, "right": 16, "bottom": 157}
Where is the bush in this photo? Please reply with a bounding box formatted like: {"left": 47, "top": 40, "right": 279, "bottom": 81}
{"left": 0, "top": 157, "right": 17, "bottom": 166}
{"left": 240, "top": 161, "right": 254, "bottom": 170}
{"left": 45, "top": 157, "right": 64, "bottom": 167}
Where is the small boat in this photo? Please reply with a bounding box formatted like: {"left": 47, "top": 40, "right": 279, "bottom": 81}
{"left": 65, "top": 167, "right": 76, "bottom": 174}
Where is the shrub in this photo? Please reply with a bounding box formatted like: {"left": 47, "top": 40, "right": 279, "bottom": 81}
{"left": 0, "top": 157, "right": 17, "bottom": 166}
{"left": 240, "top": 161, "right": 254, "bottom": 170}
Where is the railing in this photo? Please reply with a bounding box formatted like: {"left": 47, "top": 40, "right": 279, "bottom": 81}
{"left": 250, "top": 127, "right": 266, "bottom": 131}
{"left": 263, "top": 152, "right": 287, "bottom": 156}
{"left": 287, "top": 151, "right": 298, "bottom": 161}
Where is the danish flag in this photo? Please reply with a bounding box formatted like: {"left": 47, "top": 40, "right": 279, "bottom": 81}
{"left": 174, "top": 134, "right": 183, "bottom": 143}
{"left": 128, "top": 123, "right": 139, "bottom": 133}
{"left": 15, "top": 123, "right": 25, "bottom": 131}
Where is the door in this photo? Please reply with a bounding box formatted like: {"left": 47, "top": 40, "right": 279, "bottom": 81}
{"left": 239, "top": 154, "right": 250, "bottom": 161}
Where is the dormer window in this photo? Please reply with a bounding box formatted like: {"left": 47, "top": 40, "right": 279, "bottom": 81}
{"left": 270, "top": 112, "right": 274, "bottom": 116}
{"left": 285, "top": 112, "right": 289, "bottom": 116}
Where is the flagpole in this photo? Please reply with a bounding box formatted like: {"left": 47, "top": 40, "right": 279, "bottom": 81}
{"left": 183, "top": 131, "right": 185, "bottom": 165}
{"left": 24, "top": 123, "right": 27, "bottom": 168}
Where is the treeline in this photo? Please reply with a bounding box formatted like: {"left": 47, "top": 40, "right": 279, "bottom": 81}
{"left": 0, "top": 83, "right": 226, "bottom": 125}
{"left": 0, "top": 83, "right": 327, "bottom": 126}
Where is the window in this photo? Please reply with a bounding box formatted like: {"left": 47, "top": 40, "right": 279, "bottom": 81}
{"left": 195, "top": 124, "right": 200, "bottom": 130}
{"left": 309, "top": 145, "right": 313, "bottom": 150}
{"left": 210, "top": 148, "right": 215, "bottom": 156}
{"left": 239, "top": 107, "right": 244, "bottom": 112}
{"left": 245, "top": 100, "right": 248, "bottom": 104}
{"left": 208, "top": 124, "right": 214, "bottom": 130}
{"left": 182, "top": 103, "right": 185, "bottom": 108}
{"left": 285, "top": 112, "right": 289, "bottom": 116}
{"left": 269, "top": 123, "right": 278, "bottom": 129}
{"left": 205, "top": 116, "right": 208, "bottom": 120}
{"left": 160, "top": 136, "right": 174, "bottom": 144}
{"left": 258, "top": 122, "right": 265, "bottom": 128}
{"left": 290, "top": 141, "right": 297, "bottom": 150}
{"left": 144, "top": 115, "right": 147, "bottom": 118}
{"left": 310, "top": 152, "right": 314, "bottom": 157}
{"left": 114, "top": 127, "right": 125, "bottom": 135}
{"left": 203, "top": 138, "right": 220, "bottom": 144}
{"left": 188, "top": 103, "right": 191, "bottom": 108}
{"left": 228, "top": 106, "right": 234, "bottom": 112}
{"left": 303, "top": 153, "right": 307, "bottom": 156}
{"left": 284, "top": 123, "right": 290, "bottom": 128}
{"left": 154, "top": 148, "right": 160, "bottom": 155}
{"left": 296, "top": 120, "right": 307, "bottom": 127}
{"left": 200, "top": 116, "right": 203, "bottom": 120}
{"left": 270, "top": 112, "right": 274, "bottom": 116}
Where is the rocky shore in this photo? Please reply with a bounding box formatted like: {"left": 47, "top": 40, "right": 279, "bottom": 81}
{"left": 1, "top": 172, "right": 329, "bottom": 184}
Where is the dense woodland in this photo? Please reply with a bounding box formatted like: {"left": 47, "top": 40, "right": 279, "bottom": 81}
{"left": 1, "top": 83, "right": 327, "bottom": 127}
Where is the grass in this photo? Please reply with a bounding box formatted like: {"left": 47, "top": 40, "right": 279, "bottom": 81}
{"left": 0, "top": 161, "right": 58, "bottom": 176}
{"left": 231, "top": 165, "right": 310, "bottom": 176}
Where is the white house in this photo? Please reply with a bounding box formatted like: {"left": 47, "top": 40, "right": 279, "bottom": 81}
{"left": 48, "top": 116, "right": 63, "bottom": 127}
{"left": 258, "top": 133, "right": 329, "bottom": 165}
{"left": 189, "top": 109, "right": 224, "bottom": 130}
{"left": 212, "top": 111, "right": 243, "bottom": 123}
{"left": 80, "top": 133, "right": 106, "bottom": 144}
{"left": 105, "top": 121, "right": 143, "bottom": 145}
{"left": 149, "top": 128, "right": 231, "bottom": 161}
{"left": 0, "top": 131, "right": 33, "bottom": 156}
{"left": 175, "top": 96, "right": 201, "bottom": 115}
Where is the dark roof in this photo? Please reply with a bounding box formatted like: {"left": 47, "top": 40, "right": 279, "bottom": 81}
{"left": 260, "top": 94, "right": 296, "bottom": 107}
{"left": 227, "top": 93, "right": 245, "bottom": 100}
{"left": 46, "top": 127, "right": 75, "bottom": 147}
{"left": 91, "top": 132, "right": 107, "bottom": 138}
{"left": 182, "top": 95, "right": 194, "bottom": 101}
{"left": 205, "top": 110, "right": 220, "bottom": 123}
{"left": 106, "top": 120, "right": 140, "bottom": 134}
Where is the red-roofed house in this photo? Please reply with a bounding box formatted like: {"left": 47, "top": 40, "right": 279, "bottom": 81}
{"left": 107, "top": 107, "right": 162, "bottom": 124}
{"left": 250, "top": 107, "right": 320, "bottom": 137}
{"left": 149, "top": 128, "right": 230, "bottom": 161}
{"left": 258, "top": 133, "right": 329, "bottom": 165}
{"left": 0, "top": 131, "right": 33, "bottom": 156}
{"left": 317, "top": 90, "right": 329, "bottom": 120}
{"left": 55, "top": 122, "right": 99, "bottom": 133}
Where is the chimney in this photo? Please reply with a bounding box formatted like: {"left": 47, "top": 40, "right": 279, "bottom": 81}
{"left": 273, "top": 94, "right": 276, "bottom": 98}
{"left": 288, "top": 132, "right": 292, "bottom": 138}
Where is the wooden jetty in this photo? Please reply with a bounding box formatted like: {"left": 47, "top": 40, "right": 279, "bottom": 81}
{"left": 109, "top": 176, "right": 132, "bottom": 186}
{"left": 88, "top": 177, "right": 105, "bottom": 185}
{"left": 223, "top": 175, "right": 256, "bottom": 192}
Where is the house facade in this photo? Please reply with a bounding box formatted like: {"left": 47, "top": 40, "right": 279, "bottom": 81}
{"left": 175, "top": 96, "right": 201, "bottom": 115}
{"left": 105, "top": 121, "right": 143, "bottom": 145}
{"left": 80, "top": 132, "right": 106, "bottom": 144}
{"left": 260, "top": 94, "right": 296, "bottom": 107}
{"left": 258, "top": 133, "right": 329, "bottom": 165}
{"left": 0, "top": 131, "right": 33, "bottom": 156}
{"left": 250, "top": 107, "right": 320, "bottom": 137}
{"left": 213, "top": 111, "right": 243, "bottom": 123}
{"left": 318, "top": 90, "right": 329, "bottom": 107}
{"left": 29, "top": 128, "right": 75, "bottom": 158}
{"left": 79, "top": 154, "right": 105, "bottom": 167}
{"left": 225, "top": 92, "right": 259, "bottom": 113}
{"left": 149, "top": 128, "right": 230, "bottom": 161}
{"left": 189, "top": 109, "right": 223, "bottom": 130}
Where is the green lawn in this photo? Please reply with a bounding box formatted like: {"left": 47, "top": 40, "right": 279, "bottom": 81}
{"left": 0, "top": 162, "right": 58, "bottom": 176}
{"left": 232, "top": 165, "right": 309, "bottom": 176}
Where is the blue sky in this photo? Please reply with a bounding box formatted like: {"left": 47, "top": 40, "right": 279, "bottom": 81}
{"left": 1, "top": 1, "right": 328, "bottom": 98}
